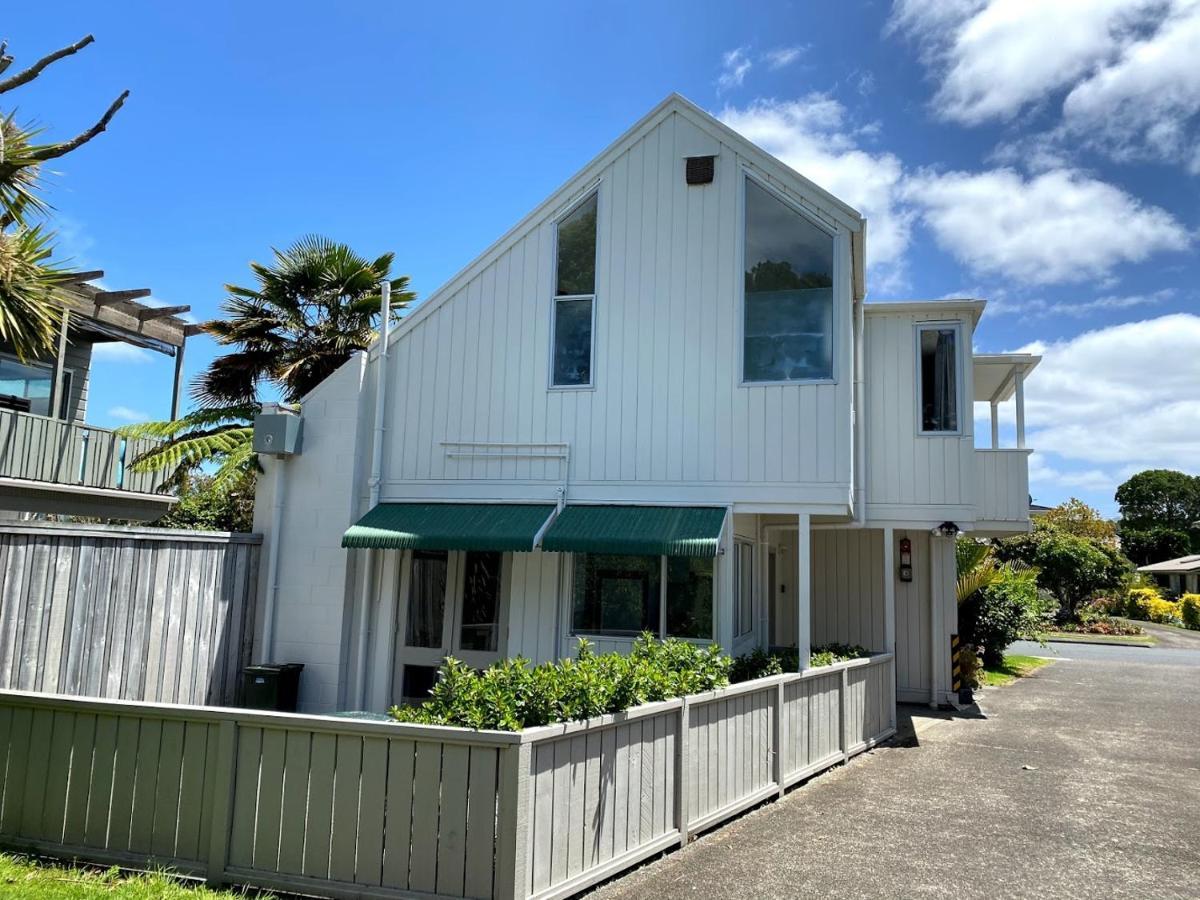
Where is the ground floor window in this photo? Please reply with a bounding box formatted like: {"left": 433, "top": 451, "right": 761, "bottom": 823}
{"left": 572, "top": 553, "right": 714, "bottom": 640}
{"left": 733, "top": 541, "right": 754, "bottom": 637}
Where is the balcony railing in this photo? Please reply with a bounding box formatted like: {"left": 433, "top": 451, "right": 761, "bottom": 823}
{"left": 976, "top": 448, "right": 1031, "bottom": 526}
{"left": 0, "top": 408, "right": 166, "bottom": 494}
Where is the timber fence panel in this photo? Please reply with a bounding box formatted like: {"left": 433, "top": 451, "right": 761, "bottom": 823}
{"left": 0, "top": 524, "right": 261, "bottom": 706}
{"left": 0, "top": 655, "right": 896, "bottom": 900}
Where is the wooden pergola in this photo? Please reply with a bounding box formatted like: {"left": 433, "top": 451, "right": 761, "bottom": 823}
{"left": 54, "top": 271, "right": 202, "bottom": 420}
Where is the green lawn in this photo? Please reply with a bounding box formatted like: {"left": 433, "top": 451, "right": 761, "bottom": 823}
{"left": 981, "top": 654, "right": 1052, "bottom": 687}
{"left": 0, "top": 854, "right": 268, "bottom": 899}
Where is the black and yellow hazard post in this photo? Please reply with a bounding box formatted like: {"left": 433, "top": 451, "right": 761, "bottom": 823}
{"left": 951, "top": 634, "right": 962, "bottom": 693}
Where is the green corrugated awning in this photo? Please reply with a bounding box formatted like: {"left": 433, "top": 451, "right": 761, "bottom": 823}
{"left": 541, "top": 505, "right": 726, "bottom": 557}
{"left": 342, "top": 503, "right": 556, "bottom": 551}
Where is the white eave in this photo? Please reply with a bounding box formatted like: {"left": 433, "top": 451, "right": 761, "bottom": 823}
{"left": 973, "top": 354, "right": 1041, "bottom": 404}
{"left": 864, "top": 299, "right": 988, "bottom": 330}
{"left": 1138, "top": 555, "right": 1200, "bottom": 574}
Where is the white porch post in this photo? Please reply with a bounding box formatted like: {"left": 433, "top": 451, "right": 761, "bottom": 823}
{"left": 990, "top": 401, "right": 1000, "bottom": 449}
{"left": 1015, "top": 370, "right": 1026, "bottom": 450}
{"left": 796, "top": 512, "right": 811, "bottom": 671}
{"left": 717, "top": 507, "right": 736, "bottom": 653}
{"left": 883, "top": 528, "right": 895, "bottom": 656}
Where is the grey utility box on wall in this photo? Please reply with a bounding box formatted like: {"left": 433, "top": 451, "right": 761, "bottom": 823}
{"left": 253, "top": 406, "right": 303, "bottom": 456}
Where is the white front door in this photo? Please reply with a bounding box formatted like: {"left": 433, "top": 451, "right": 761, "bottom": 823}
{"left": 392, "top": 549, "right": 508, "bottom": 704}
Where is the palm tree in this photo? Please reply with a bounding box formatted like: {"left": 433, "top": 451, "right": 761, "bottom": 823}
{"left": 122, "top": 236, "right": 414, "bottom": 484}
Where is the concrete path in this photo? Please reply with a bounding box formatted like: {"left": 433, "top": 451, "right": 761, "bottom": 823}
{"left": 592, "top": 644, "right": 1200, "bottom": 900}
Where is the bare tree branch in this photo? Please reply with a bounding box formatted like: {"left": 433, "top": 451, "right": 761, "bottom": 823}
{"left": 26, "top": 90, "right": 129, "bottom": 163}
{"left": 0, "top": 35, "right": 94, "bottom": 94}
{"left": 0, "top": 43, "right": 12, "bottom": 78}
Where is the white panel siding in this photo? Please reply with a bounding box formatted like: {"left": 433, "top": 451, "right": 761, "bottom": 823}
{"left": 377, "top": 110, "right": 854, "bottom": 506}
{"left": 976, "top": 449, "right": 1032, "bottom": 528}
{"left": 507, "top": 551, "right": 563, "bottom": 664}
{"left": 863, "top": 310, "right": 977, "bottom": 522}
{"left": 894, "top": 530, "right": 931, "bottom": 701}
{"left": 810, "top": 529, "right": 885, "bottom": 652}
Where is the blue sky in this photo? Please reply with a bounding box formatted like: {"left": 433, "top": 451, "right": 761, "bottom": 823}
{"left": 5, "top": 1, "right": 1198, "bottom": 515}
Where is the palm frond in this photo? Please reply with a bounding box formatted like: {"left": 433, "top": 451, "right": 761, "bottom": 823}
{"left": 0, "top": 224, "right": 66, "bottom": 359}
{"left": 116, "top": 403, "right": 257, "bottom": 441}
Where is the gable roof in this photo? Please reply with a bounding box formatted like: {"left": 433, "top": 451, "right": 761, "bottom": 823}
{"left": 372, "top": 93, "right": 868, "bottom": 361}
{"left": 1138, "top": 555, "right": 1200, "bottom": 574}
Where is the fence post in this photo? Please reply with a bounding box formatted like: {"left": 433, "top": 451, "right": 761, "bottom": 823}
{"left": 205, "top": 720, "right": 239, "bottom": 888}
{"left": 773, "top": 681, "right": 785, "bottom": 798}
{"left": 495, "top": 741, "right": 532, "bottom": 900}
{"left": 840, "top": 667, "right": 849, "bottom": 763}
{"left": 676, "top": 698, "right": 690, "bottom": 847}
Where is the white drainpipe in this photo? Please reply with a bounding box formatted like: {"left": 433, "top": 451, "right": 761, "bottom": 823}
{"left": 354, "top": 280, "right": 392, "bottom": 707}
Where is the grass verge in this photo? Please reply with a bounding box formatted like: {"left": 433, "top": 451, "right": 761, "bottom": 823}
{"left": 1044, "top": 631, "right": 1156, "bottom": 646}
{"left": 0, "top": 853, "right": 268, "bottom": 899}
{"left": 982, "top": 654, "right": 1052, "bottom": 687}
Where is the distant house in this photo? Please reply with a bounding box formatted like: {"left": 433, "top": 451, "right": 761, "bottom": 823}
{"left": 252, "top": 94, "right": 1040, "bottom": 714}
{"left": 0, "top": 275, "right": 193, "bottom": 520}
{"left": 1138, "top": 555, "right": 1200, "bottom": 596}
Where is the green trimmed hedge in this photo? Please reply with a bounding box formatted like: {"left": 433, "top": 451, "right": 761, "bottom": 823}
{"left": 729, "top": 643, "right": 870, "bottom": 683}
{"left": 389, "top": 634, "right": 730, "bottom": 731}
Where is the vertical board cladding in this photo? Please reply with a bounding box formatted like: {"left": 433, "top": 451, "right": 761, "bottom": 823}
{"left": 810, "top": 529, "right": 886, "bottom": 652}
{"left": 375, "top": 108, "right": 854, "bottom": 502}
{"left": 863, "top": 310, "right": 977, "bottom": 517}
{"left": 894, "top": 530, "right": 932, "bottom": 700}
{"left": 0, "top": 525, "right": 260, "bottom": 706}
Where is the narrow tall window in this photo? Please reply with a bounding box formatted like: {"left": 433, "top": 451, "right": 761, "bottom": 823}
{"left": 743, "top": 178, "right": 834, "bottom": 383}
{"left": 733, "top": 541, "right": 754, "bottom": 637}
{"left": 918, "top": 325, "right": 959, "bottom": 433}
{"left": 552, "top": 192, "right": 598, "bottom": 387}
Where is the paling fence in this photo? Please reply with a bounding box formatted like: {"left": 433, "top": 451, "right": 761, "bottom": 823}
{"left": 0, "top": 653, "right": 894, "bottom": 900}
{"left": 0, "top": 523, "right": 260, "bottom": 706}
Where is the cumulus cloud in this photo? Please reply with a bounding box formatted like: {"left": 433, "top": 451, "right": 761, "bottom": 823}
{"left": 717, "top": 48, "right": 752, "bottom": 91}
{"left": 889, "top": 0, "right": 1200, "bottom": 172}
{"left": 764, "top": 46, "right": 805, "bottom": 70}
{"left": 901, "top": 167, "right": 1190, "bottom": 284}
{"left": 108, "top": 405, "right": 148, "bottom": 423}
{"left": 92, "top": 342, "right": 154, "bottom": 364}
{"left": 987, "top": 289, "right": 1174, "bottom": 319}
{"left": 718, "top": 95, "right": 912, "bottom": 287}
{"left": 1005, "top": 315, "right": 1200, "bottom": 480}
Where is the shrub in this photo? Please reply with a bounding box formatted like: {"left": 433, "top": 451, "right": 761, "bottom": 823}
{"left": 1057, "top": 614, "right": 1144, "bottom": 636}
{"left": 961, "top": 567, "right": 1048, "bottom": 666}
{"left": 389, "top": 634, "right": 730, "bottom": 731}
{"left": 730, "top": 643, "right": 869, "bottom": 682}
{"left": 1182, "top": 595, "right": 1200, "bottom": 631}
{"left": 1123, "top": 587, "right": 1182, "bottom": 625}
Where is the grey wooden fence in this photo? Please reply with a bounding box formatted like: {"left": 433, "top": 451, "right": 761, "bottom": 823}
{"left": 0, "top": 409, "right": 164, "bottom": 493}
{"left": 0, "top": 523, "right": 260, "bottom": 706}
{"left": 0, "top": 654, "right": 894, "bottom": 900}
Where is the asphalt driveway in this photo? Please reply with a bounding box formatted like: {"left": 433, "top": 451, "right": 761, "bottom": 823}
{"left": 592, "top": 643, "right": 1200, "bottom": 900}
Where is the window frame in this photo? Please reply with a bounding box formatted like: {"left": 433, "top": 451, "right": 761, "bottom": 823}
{"left": 0, "top": 352, "right": 75, "bottom": 420}
{"left": 738, "top": 171, "right": 842, "bottom": 388}
{"left": 568, "top": 552, "right": 716, "bottom": 643}
{"left": 914, "top": 321, "right": 965, "bottom": 437}
{"left": 548, "top": 186, "right": 601, "bottom": 391}
{"left": 733, "top": 540, "right": 755, "bottom": 639}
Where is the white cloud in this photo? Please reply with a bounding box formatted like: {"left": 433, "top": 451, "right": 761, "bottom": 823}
{"left": 987, "top": 289, "right": 1174, "bottom": 319}
{"left": 902, "top": 167, "right": 1190, "bottom": 284}
{"left": 92, "top": 342, "right": 154, "bottom": 364}
{"left": 764, "top": 46, "right": 805, "bottom": 70}
{"left": 719, "top": 95, "right": 912, "bottom": 286}
{"left": 108, "top": 405, "right": 148, "bottom": 423}
{"left": 717, "top": 47, "right": 752, "bottom": 91}
{"left": 1004, "top": 316, "right": 1200, "bottom": 484}
{"left": 1025, "top": 454, "right": 1116, "bottom": 493}
{"left": 889, "top": 0, "right": 1200, "bottom": 172}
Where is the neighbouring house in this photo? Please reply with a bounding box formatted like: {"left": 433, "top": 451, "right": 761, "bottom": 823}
{"left": 1138, "top": 555, "right": 1200, "bottom": 596}
{"left": 252, "top": 94, "right": 1039, "bottom": 714}
{"left": 0, "top": 274, "right": 190, "bottom": 520}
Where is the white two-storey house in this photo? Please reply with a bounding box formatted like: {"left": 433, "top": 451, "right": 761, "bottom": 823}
{"left": 252, "top": 94, "right": 1038, "bottom": 713}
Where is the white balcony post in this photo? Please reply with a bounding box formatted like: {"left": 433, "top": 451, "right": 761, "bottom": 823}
{"left": 796, "top": 512, "right": 811, "bottom": 671}
{"left": 990, "top": 401, "right": 1000, "bottom": 449}
{"left": 1015, "top": 370, "right": 1026, "bottom": 450}
{"left": 882, "top": 527, "right": 895, "bottom": 656}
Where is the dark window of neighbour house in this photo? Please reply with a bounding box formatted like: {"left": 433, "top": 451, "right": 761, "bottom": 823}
{"left": 919, "top": 326, "right": 959, "bottom": 433}
{"left": 743, "top": 178, "right": 834, "bottom": 383}
{"left": 552, "top": 192, "right": 598, "bottom": 387}
{"left": 459, "top": 551, "right": 502, "bottom": 652}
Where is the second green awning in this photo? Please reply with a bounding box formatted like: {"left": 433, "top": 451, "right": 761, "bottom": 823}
{"left": 541, "top": 505, "right": 726, "bottom": 557}
{"left": 342, "top": 503, "right": 556, "bottom": 551}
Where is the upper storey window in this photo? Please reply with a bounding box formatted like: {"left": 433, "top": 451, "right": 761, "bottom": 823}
{"left": 743, "top": 178, "right": 834, "bottom": 383}
{"left": 551, "top": 192, "right": 598, "bottom": 387}
{"left": 918, "top": 324, "right": 960, "bottom": 433}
